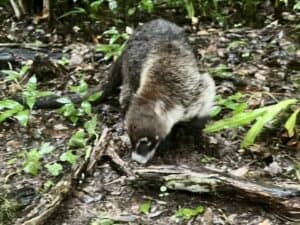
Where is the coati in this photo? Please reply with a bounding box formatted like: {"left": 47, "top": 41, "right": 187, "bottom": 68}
{"left": 32, "top": 19, "right": 216, "bottom": 164}
{"left": 121, "top": 19, "right": 215, "bottom": 163}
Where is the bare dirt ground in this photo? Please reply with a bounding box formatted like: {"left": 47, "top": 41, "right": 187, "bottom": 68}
{"left": 0, "top": 5, "right": 299, "bottom": 225}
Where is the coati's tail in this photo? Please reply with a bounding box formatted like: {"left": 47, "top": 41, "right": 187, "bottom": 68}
{"left": 15, "top": 56, "right": 123, "bottom": 109}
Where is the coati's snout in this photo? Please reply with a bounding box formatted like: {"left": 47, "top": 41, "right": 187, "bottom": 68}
{"left": 126, "top": 104, "right": 168, "bottom": 164}
{"left": 131, "top": 136, "right": 160, "bottom": 164}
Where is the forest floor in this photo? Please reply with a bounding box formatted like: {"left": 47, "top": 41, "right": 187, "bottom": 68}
{"left": 0, "top": 6, "right": 300, "bottom": 225}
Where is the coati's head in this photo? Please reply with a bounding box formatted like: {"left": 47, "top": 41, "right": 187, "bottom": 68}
{"left": 125, "top": 100, "right": 169, "bottom": 164}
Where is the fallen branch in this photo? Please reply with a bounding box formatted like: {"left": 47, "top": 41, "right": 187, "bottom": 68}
{"left": 134, "top": 165, "right": 300, "bottom": 221}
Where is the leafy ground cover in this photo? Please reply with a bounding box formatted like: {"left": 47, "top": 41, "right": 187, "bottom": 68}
{"left": 0, "top": 4, "right": 299, "bottom": 225}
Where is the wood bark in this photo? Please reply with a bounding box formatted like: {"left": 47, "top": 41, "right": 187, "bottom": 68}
{"left": 134, "top": 166, "right": 300, "bottom": 221}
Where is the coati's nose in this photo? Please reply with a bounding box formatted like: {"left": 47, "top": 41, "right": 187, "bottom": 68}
{"left": 131, "top": 137, "right": 157, "bottom": 164}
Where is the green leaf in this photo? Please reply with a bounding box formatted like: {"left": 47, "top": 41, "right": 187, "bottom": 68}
{"left": 128, "top": 7, "right": 136, "bottom": 15}
{"left": 27, "top": 148, "right": 42, "bottom": 161}
{"left": 46, "top": 163, "right": 63, "bottom": 176}
{"left": 23, "top": 161, "right": 41, "bottom": 176}
{"left": 23, "top": 76, "right": 37, "bottom": 109}
{"left": 6, "top": 157, "right": 18, "bottom": 165}
{"left": 139, "top": 0, "right": 154, "bottom": 13}
{"left": 57, "top": 97, "right": 72, "bottom": 104}
{"left": 0, "top": 108, "right": 20, "bottom": 123}
{"left": 58, "top": 7, "right": 87, "bottom": 19}
{"left": 184, "top": 0, "right": 195, "bottom": 18}
{"left": 70, "top": 80, "right": 88, "bottom": 96}
{"left": 176, "top": 206, "right": 205, "bottom": 220}
{"left": 204, "top": 107, "right": 268, "bottom": 133}
{"left": 140, "top": 201, "right": 151, "bottom": 215}
{"left": 59, "top": 103, "right": 76, "bottom": 116}
{"left": 91, "top": 218, "right": 115, "bottom": 225}
{"left": 36, "top": 91, "right": 53, "bottom": 97}
{"left": 1, "top": 70, "right": 22, "bottom": 82}
{"left": 68, "top": 129, "right": 86, "bottom": 148}
{"left": 210, "top": 106, "right": 222, "bottom": 117}
{"left": 14, "top": 110, "right": 30, "bottom": 126}
{"left": 228, "top": 40, "right": 247, "bottom": 49}
{"left": 39, "top": 142, "right": 55, "bottom": 155}
{"left": 293, "top": 1, "right": 300, "bottom": 10}
{"left": 87, "top": 92, "right": 102, "bottom": 102}
{"left": 90, "top": 0, "right": 104, "bottom": 10}
{"left": 60, "top": 150, "right": 78, "bottom": 165}
{"left": 20, "top": 63, "right": 31, "bottom": 76}
{"left": 0, "top": 99, "right": 23, "bottom": 110}
{"left": 84, "top": 115, "right": 98, "bottom": 136}
{"left": 43, "top": 180, "right": 54, "bottom": 189}
{"left": 108, "top": 0, "right": 117, "bottom": 11}
{"left": 58, "top": 102, "right": 79, "bottom": 124}
{"left": 200, "top": 155, "right": 216, "bottom": 163}
{"left": 81, "top": 101, "right": 92, "bottom": 115}
{"left": 284, "top": 109, "right": 300, "bottom": 137}
{"left": 241, "top": 99, "right": 297, "bottom": 147}
{"left": 23, "top": 149, "right": 42, "bottom": 176}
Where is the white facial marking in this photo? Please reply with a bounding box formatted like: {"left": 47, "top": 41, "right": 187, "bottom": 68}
{"left": 131, "top": 149, "right": 156, "bottom": 164}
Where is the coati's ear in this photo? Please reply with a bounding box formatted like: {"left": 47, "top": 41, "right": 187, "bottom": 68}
{"left": 131, "top": 137, "right": 159, "bottom": 164}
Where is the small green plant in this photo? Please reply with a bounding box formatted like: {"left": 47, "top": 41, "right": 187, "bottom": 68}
{"left": 294, "top": 0, "right": 300, "bottom": 10}
{"left": 284, "top": 109, "right": 300, "bottom": 137}
{"left": 58, "top": 80, "right": 101, "bottom": 124}
{"left": 59, "top": 115, "right": 99, "bottom": 166}
{"left": 22, "top": 142, "right": 56, "bottom": 176}
{"left": 60, "top": 150, "right": 78, "bottom": 165}
{"left": 0, "top": 100, "right": 29, "bottom": 126}
{"left": 200, "top": 155, "right": 217, "bottom": 164}
{"left": 184, "top": 0, "right": 195, "bottom": 18}
{"left": 58, "top": 6, "right": 87, "bottom": 19}
{"left": 139, "top": 201, "right": 152, "bottom": 215}
{"left": 205, "top": 98, "right": 298, "bottom": 148}
{"left": 68, "top": 129, "right": 87, "bottom": 148}
{"left": 0, "top": 75, "right": 52, "bottom": 126}
{"left": 45, "top": 163, "right": 63, "bottom": 176}
{"left": 96, "top": 27, "right": 129, "bottom": 60}
{"left": 210, "top": 92, "right": 248, "bottom": 117}
{"left": 210, "top": 64, "right": 233, "bottom": 79}
{"left": 139, "top": 0, "right": 154, "bottom": 13}
{"left": 1, "top": 61, "right": 31, "bottom": 84}
{"left": 175, "top": 205, "right": 205, "bottom": 221}
{"left": 90, "top": 217, "right": 115, "bottom": 225}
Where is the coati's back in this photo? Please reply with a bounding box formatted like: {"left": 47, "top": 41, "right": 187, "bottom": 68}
{"left": 119, "top": 19, "right": 215, "bottom": 164}
{"left": 119, "top": 19, "right": 190, "bottom": 109}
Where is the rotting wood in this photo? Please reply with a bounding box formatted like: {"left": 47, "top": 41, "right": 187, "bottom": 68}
{"left": 133, "top": 165, "right": 300, "bottom": 221}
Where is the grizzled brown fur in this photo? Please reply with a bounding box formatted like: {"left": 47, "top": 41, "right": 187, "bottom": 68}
{"left": 116, "top": 19, "right": 215, "bottom": 163}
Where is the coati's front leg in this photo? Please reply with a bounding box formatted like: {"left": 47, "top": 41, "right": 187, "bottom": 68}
{"left": 119, "top": 83, "right": 133, "bottom": 112}
{"left": 171, "top": 116, "right": 210, "bottom": 146}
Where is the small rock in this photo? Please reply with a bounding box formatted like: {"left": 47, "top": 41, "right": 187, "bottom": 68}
{"left": 264, "top": 161, "right": 283, "bottom": 176}
{"left": 230, "top": 166, "right": 249, "bottom": 177}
